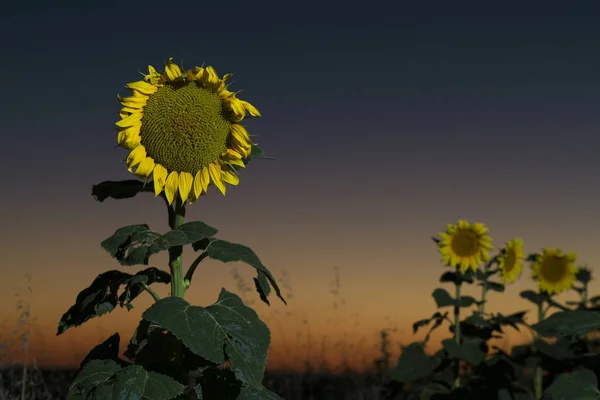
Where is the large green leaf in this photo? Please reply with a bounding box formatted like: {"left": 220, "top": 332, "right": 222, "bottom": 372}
{"left": 57, "top": 268, "right": 169, "bottom": 335}
{"left": 91, "top": 180, "right": 154, "bottom": 203}
{"left": 432, "top": 288, "right": 476, "bottom": 308}
{"left": 203, "top": 239, "right": 286, "bottom": 305}
{"left": 531, "top": 310, "right": 600, "bottom": 337}
{"left": 441, "top": 338, "right": 487, "bottom": 366}
{"left": 545, "top": 369, "right": 600, "bottom": 400}
{"left": 101, "top": 222, "right": 218, "bottom": 266}
{"left": 142, "top": 289, "right": 270, "bottom": 389}
{"left": 237, "top": 385, "right": 284, "bottom": 400}
{"left": 392, "top": 342, "right": 441, "bottom": 382}
{"left": 67, "top": 359, "right": 184, "bottom": 400}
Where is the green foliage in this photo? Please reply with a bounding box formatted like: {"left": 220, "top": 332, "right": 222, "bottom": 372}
{"left": 66, "top": 360, "right": 185, "bottom": 400}
{"left": 432, "top": 288, "right": 477, "bottom": 308}
{"left": 532, "top": 310, "right": 600, "bottom": 338}
{"left": 545, "top": 369, "right": 600, "bottom": 400}
{"left": 60, "top": 179, "right": 285, "bottom": 399}
{"left": 142, "top": 290, "right": 270, "bottom": 388}
{"left": 392, "top": 342, "right": 442, "bottom": 382}
{"left": 57, "top": 268, "right": 170, "bottom": 335}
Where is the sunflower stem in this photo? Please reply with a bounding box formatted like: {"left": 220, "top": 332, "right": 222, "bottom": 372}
{"left": 168, "top": 197, "right": 187, "bottom": 298}
{"left": 534, "top": 294, "right": 546, "bottom": 400}
{"left": 140, "top": 282, "right": 161, "bottom": 303}
{"left": 453, "top": 279, "right": 462, "bottom": 388}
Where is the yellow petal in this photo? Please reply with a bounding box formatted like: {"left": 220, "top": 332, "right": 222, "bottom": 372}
{"left": 135, "top": 157, "right": 155, "bottom": 179}
{"left": 126, "top": 146, "right": 147, "bottom": 169}
{"left": 118, "top": 95, "right": 147, "bottom": 107}
{"left": 192, "top": 170, "right": 205, "bottom": 199}
{"left": 200, "top": 167, "right": 210, "bottom": 192}
{"left": 204, "top": 66, "right": 219, "bottom": 85}
{"left": 153, "top": 164, "right": 168, "bottom": 196}
{"left": 115, "top": 112, "right": 143, "bottom": 128}
{"left": 240, "top": 100, "right": 261, "bottom": 117}
{"left": 186, "top": 66, "right": 204, "bottom": 81}
{"left": 208, "top": 163, "right": 226, "bottom": 195}
{"left": 126, "top": 80, "right": 158, "bottom": 95}
{"left": 230, "top": 124, "right": 251, "bottom": 143}
{"left": 164, "top": 171, "right": 179, "bottom": 205}
{"left": 221, "top": 169, "right": 239, "bottom": 185}
{"left": 226, "top": 98, "right": 245, "bottom": 122}
{"left": 164, "top": 58, "right": 182, "bottom": 81}
{"left": 178, "top": 172, "right": 194, "bottom": 203}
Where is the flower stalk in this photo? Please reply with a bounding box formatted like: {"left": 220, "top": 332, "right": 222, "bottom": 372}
{"left": 454, "top": 279, "right": 462, "bottom": 388}
{"left": 169, "top": 197, "right": 187, "bottom": 298}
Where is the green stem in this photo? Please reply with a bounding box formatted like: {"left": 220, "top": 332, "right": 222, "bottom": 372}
{"left": 184, "top": 252, "right": 209, "bottom": 285}
{"left": 140, "top": 282, "right": 161, "bottom": 303}
{"left": 479, "top": 265, "right": 490, "bottom": 317}
{"left": 534, "top": 294, "right": 546, "bottom": 400}
{"left": 454, "top": 280, "right": 462, "bottom": 388}
{"left": 169, "top": 197, "right": 187, "bottom": 298}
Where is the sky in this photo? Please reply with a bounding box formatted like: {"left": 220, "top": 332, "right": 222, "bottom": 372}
{"left": 1, "top": 0, "right": 600, "bottom": 372}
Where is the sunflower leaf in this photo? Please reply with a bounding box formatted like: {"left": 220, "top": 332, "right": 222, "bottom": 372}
{"left": 432, "top": 288, "right": 476, "bottom": 308}
{"left": 392, "top": 342, "right": 441, "bottom": 382}
{"left": 545, "top": 369, "right": 600, "bottom": 400}
{"left": 482, "top": 281, "right": 505, "bottom": 293}
{"left": 439, "top": 270, "right": 474, "bottom": 285}
{"left": 237, "top": 384, "right": 284, "bottom": 400}
{"left": 203, "top": 239, "right": 286, "bottom": 305}
{"left": 92, "top": 180, "right": 154, "bottom": 202}
{"left": 531, "top": 310, "right": 600, "bottom": 337}
{"left": 66, "top": 359, "right": 185, "bottom": 400}
{"left": 441, "top": 338, "right": 487, "bottom": 366}
{"left": 101, "top": 222, "right": 218, "bottom": 266}
{"left": 142, "top": 290, "right": 270, "bottom": 390}
{"left": 56, "top": 268, "right": 169, "bottom": 335}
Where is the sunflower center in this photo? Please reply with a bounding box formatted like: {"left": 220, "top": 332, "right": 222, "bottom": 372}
{"left": 139, "top": 81, "right": 232, "bottom": 173}
{"left": 450, "top": 229, "right": 480, "bottom": 257}
{"left": 503, "top": 251, "right": 516, "bottom": 272}
{"left": 539, "top": 256, "right": 568, "bottom": 283}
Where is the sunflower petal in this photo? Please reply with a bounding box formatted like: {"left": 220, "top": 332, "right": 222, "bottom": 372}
{"left": 230, "top": 124, "right": 251, "bottom": 144}
{"left": 192, "top": 170, "right": 204, "bottom": 199}
{"left": 164, "top": 171, "right": 179, "bottom": 205}
{"left": 221, "top": 168, "right": 240, "bottom": 185}
{"left": 126, "top": 80, "right": 158, "bottom": 95}
{"left": 240, "top": 100, "right": 261, "bottom": 117}
{"left": 208, "top": 163, "right": 226, "bottom": 195}
{"left": 164, "top": 58, "right": 182, "bottom": 82}
{"left": 200, "top": 167, "right": 210, "bottom": 193}
{"left": 135, "top": 157, "right": 155, "bottom": 179}
{"left": 153, "top": 164, "right": 168, "bottom": 196}
{"left": 178, "top": 172, "right": 194, "bottom": 203}
{"left": 126, "top": 146, "right": 147, "bottom": 169}
{"left": 116, "top": 112, "right": 143, "bottom": 128}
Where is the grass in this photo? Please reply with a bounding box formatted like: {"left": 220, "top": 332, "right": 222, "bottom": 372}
{"left": 0, "top": 267, "right": 548, "bottom": 399}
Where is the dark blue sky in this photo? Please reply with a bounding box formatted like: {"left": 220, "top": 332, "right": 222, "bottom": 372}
{"left": 2, "top": 1, "right": 600, "bottom": 369}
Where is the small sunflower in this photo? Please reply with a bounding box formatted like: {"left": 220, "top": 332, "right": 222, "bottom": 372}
{"left": 438, "top": 220, "right": 493, "bottom": 273}
{"left": 497, "top": 238, "right": 525, "bottom": 283}
{"left": 531, "top": 248, "right": 578, "bottom": 295}
{"left": 116, "top": 57, "right": 261, "bottom": 205}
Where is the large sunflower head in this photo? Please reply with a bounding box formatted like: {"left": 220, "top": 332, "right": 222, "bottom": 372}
{"left": 497, "top": 238, "right": 525, "bottom": 283}
{"left": 531, "top": 248, "right": 578, "bottom": 295}
{"left": 438, "top": 220, "right": 493, "bottom": 273}
{"left": 116, "top": 57, "right": 261, "bottom": 205}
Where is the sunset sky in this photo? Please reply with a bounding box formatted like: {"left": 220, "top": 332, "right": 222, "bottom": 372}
{"left": 2, "top": 1, "right": 600, "bottom": 372}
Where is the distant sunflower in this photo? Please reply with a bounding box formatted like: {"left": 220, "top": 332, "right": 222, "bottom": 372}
{"left": 116, "top": 57, "right": 261, "bottom": 205}
{"left": 497, "top": 238, "right": 525, "bottom": 283}
{"left": 531, "top": 248, "right": 578, "bottom": 295}
{"left": 438, "top": 220, "right": 493, "bottom": 273}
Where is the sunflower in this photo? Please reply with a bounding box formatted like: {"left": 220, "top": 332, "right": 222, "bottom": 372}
{"left": 497, "top": 238, "right": 525, "bottom": 283}
{"left": 116, "top": 57, "right": 261, "bottom": 205}
{"left": 438, "top": 220, "right": 493, "bottom": 273}
{"left": 531, "top": 248, "right": 578, "bottom": 295}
